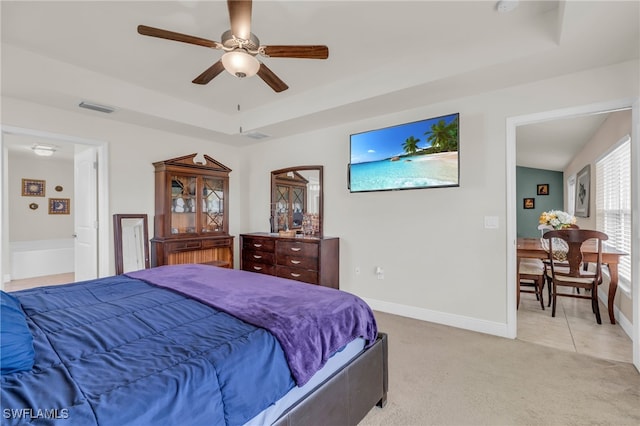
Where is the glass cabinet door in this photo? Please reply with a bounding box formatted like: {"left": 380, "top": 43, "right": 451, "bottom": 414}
{"left": 171, "top": 175, "right": 197, "bottom": 234}
{"left": 275, "top": 185, "right": 290, "bottom": 231}
{"left": 202, "top": 177, "right": 225, "bottom": 233}
{"left": 291, "top": 186, "right": 305, "bottom": 227}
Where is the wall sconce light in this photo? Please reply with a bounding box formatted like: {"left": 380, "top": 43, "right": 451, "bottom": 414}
{"left": 31, "top": 144, "right": 57, "bottom": 157}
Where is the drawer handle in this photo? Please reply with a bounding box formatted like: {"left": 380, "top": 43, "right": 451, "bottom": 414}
{"left": 290, "top": 273, "right": 301, "bottom": 277}
{"left": 253, "top": 266, "right": 263, "bottom": 271}
{"left": 290, "top": 247, "right": 301, "bottom": 252}
{"left": 290, "top": 260, "right": 301, "bottom": 264}
{"left": 253, "top": 255, "right": 262, "bottom": 259}
{"left": 253, "top": 243, "right": 262, "bottom": 248}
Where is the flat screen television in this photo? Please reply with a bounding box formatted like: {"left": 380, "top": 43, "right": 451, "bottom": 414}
{"left": 348, "top": 112, "right": 459, "bottom": 193}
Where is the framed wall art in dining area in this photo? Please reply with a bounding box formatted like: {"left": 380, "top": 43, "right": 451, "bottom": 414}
{"left": 523, "top": 198, "right": 535, "bottom": 209}
{"left": 574, "top": 165, "right": 590, "bottom": 217}
{"left": 536, "top": 183, "right": 549, "bottom": 195}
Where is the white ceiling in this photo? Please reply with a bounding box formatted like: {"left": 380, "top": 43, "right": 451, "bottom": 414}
{"left": 2, "top": 1, "right": 639, "bottom": 169}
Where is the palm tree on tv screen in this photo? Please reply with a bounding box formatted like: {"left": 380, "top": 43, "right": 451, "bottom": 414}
{"left": 426, "top": 117, "right": 458, "bottom": 153}
{"left": 402, "top": 136, "right": 420, "bottom": 155}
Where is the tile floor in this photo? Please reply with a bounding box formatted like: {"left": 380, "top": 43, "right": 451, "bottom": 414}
{"left": 517, "top": 290, "right": 633, "bottom": 364}
{"left": 6, "top": 273, "right": 633, "bottom": 364}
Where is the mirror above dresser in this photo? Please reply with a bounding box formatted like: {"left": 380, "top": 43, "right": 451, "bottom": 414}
{"left": 271, "top": 165, "right": 323, "bottom": 237}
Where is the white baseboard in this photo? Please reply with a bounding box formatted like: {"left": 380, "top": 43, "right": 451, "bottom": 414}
{"left": 363, "top": 297, "right": 510, "bottom": 338}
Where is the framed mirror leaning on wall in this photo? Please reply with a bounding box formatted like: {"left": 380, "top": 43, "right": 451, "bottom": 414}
{"left": 113, "top": 214, "right": 150, "bottom": 275}
{"left": 271, "top": 166, "right": 323, "bottom": 236}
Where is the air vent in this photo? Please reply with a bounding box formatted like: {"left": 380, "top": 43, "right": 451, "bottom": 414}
{"left": 244, "top": 131, "right": 270, "bottom": 140}
{"left": 78, "top": 101, "right": 115, "bottom": 114}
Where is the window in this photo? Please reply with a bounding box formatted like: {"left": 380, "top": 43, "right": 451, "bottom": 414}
{"left": 595, "top": 135, "right": 631, "bottom": 292}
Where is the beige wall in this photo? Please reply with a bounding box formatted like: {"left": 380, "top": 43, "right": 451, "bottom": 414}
{"left": 1, "top": 59, "right": 637, "bottom": 336}
{"left": 242, "top": 60, "right": 638, "bottom": 331}
{"left": 8, "top": 150, "right": 74, "bottom": 241}
{"left": 564, "top": 109, "right": 633, "bottom": 321}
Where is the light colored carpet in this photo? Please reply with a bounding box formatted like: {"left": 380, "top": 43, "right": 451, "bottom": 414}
{"left": 360, "top": 311, "right": 640, "bottom": 426}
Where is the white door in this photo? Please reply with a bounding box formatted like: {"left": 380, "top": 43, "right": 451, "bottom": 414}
{"left": 74, "top": 147, "right": 98, "bottom": 281}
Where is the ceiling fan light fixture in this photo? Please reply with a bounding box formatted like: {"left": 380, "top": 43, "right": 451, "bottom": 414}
{"left": 221, "top": 50, "right": 260, "bottom": 78}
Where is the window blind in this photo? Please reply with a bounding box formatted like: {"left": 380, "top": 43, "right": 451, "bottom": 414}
{"left": 595, "top": 136, "right": 631, "bottom": 291}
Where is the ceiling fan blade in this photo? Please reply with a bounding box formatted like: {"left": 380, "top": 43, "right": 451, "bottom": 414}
{"left": 228, "top": 0, "right": 252, "bottom": 41}
{"left": 257, "top": 63, "right": 288, "bottom": 93}
{"left": 138, "top": 25, "right": 219, "bottom": 49}
{"left": 262, "top": 45, "right": 329, "bottom": 59}
{"left": 192, "top": 61, "right": 226, "bottom": 85}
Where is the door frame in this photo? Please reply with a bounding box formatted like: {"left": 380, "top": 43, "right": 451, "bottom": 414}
{"left": 505, "top": 98, "right": 640, "bottom": 371}
{"left": 0, "top": 125, "right": 110, "bottom": 284}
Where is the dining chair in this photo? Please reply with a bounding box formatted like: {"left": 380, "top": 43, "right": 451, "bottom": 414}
{"left": 541, "top": 224, "right": 580, "bottom": 306}
{"left": 518, "top": 258, "right": 545, "bottom": 310}
{"left": 543, "top": 229, "right": 608, "bottom": 324}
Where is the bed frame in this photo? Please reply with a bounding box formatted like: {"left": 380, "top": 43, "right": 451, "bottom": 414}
{"left": 273, "top": 333, "right": 388, "bottom": 426}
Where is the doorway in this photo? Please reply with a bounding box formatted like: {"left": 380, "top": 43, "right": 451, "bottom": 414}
{"left": 506, "top": 99, "right": 640, "bottom": 371}
{"left": 1, "top": 125, "right": 110, "bottom": 288}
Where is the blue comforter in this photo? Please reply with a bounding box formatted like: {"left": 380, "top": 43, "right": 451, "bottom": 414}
{"left": 1, "top": 275, "right": 295, "bottom": 426}
{"left": 128, "top": 264, "right": 378, "bottom": 386}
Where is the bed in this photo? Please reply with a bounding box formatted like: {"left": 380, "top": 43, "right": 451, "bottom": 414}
{"left": 1, "top": 264, "right": 388, "bottom": 426}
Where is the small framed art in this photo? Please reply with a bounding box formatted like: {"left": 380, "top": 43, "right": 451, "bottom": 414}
{"left": 22, "top": 179, "right": 45, "bottom": 197}
{"left": 537, "top": 184, "right": 549, "bottom": 195}
{"left": 574, "top": 165, "right": 590, "bottom": 218}
{"left": 49, "top": 198, "right": 70, "bottom": 215}
{"left": 523, "top": 198, "right": 535, "bottom": 209}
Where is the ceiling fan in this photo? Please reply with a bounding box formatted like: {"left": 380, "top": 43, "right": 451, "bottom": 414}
{"left": 137, "top": 0, "right": 329, "bottom": 93}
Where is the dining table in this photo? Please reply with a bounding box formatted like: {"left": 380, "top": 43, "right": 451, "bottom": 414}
{"left": 517, "top": 237, "right": 628, "bottom": 324}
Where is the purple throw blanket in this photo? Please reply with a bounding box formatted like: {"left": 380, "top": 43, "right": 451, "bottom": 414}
{"left": 127, "top": 264, "right": 377, "bottom": 386}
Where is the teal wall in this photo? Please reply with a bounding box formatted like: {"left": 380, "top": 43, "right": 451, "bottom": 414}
{"left": 516, "top": 166, "right": 564, "bottom": 238}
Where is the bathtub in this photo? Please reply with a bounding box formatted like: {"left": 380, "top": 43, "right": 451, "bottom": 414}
{"left": 10, "top": 238, "right": 75, "bottom": 280}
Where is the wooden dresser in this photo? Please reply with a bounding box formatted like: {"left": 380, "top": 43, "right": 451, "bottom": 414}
{"left": 240, "top": 233, "right": 339, "bottom": 289}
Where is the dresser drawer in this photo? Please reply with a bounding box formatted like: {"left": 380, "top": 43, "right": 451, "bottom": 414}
{"left": 243, "top": 238, "right": 275, "bottom": 252}
{"left": 202, "top": 237, "right": 233, "bottom": 248}
{"left": 165, "top": 240, "right": 202, "bottom": 252}
{"left": 277, "top": 254, "right": 318, "bottom": 270}
{"left": 243, "top": 261, "right": 276, "bottom": 276}
{"left": 276, "top": 241, "right": 318, "bottom": 258}
{"left": 242, "top": 250, "right": 276, "bottom": 265}
{"left": 276, "top": 266, "right": 318, "bottom": 284}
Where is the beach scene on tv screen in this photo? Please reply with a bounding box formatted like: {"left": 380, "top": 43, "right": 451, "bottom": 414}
{"left": 350, "top": 113, "right": 459, "bottom": 192}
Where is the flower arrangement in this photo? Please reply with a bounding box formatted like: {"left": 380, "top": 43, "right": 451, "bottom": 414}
{"left": 539, "top": 210, "right": 577, "bottom": 230}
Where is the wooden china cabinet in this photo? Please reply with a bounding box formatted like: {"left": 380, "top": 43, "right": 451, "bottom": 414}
{"left": 151, "top": 153, "right": 234, "bottom": 268}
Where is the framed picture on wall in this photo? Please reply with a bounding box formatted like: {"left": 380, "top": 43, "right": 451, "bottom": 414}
{"left": 49, "top": 198, "right": 70, "bottom": 215}
{"left": 537, "top": 184, "right": 549, "bottom": 195}
{"left": 574, "top": 165, "right": 590, "bottom": 217}
{"left": 523, "top": 198, "right": 535, "bottom": 209}
{"left": 22, "top": 179, "right": 45, "bottom": 197}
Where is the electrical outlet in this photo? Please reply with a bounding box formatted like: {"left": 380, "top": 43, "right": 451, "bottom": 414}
{"left": 377, "top": 274, "right": 384, "bottom": 280}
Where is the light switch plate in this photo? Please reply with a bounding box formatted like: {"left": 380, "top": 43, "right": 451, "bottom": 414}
{"left": 484, "top": 216, "right": 499, "bottom": 229}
